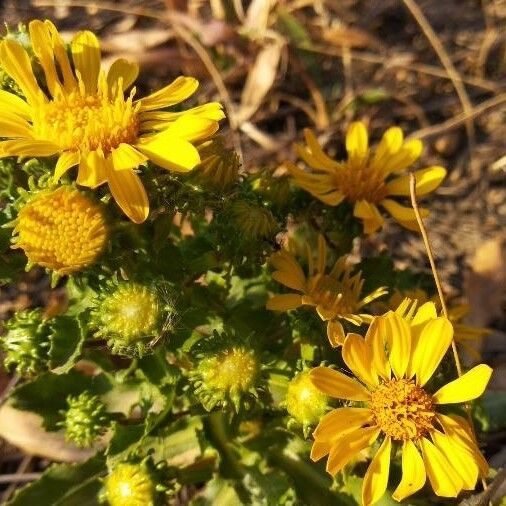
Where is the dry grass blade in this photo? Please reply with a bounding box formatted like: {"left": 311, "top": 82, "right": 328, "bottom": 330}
{"left": 236, "top": 40, "right": 284, "bottom": 124}
{"left": 402, "top": 0, "right": 476, "bottom": 149}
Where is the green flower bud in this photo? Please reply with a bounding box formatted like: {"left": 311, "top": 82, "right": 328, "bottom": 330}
{"left": 252, "top": 171, "right": 291, "bottom": 209}
{"left": 195, "top": 137, "right": 240, "bottom": 190}
{"left": 92, "top": 281, "right": 174, "bottom": 357}
{"left": 58, "top": 392, "right": 109, "bottom": 448}
{"left": 2, "top": 309, "right": 50, "bottom": 376}
{"left": 285, "top": 371, "right": 327, "bottom": 432}
{"left": 104, "top": 462, "right": 156, "bottom": 506}
{"left": 190, "top": 333, "right": 261, "bottom": 412}
{"left": 229, "top": 200, "right": 277, "bottom": 241}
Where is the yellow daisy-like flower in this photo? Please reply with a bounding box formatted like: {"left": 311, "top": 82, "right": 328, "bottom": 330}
{"left": 0, "top": 20, "right": 224, "bottom": 223}
{"left": 286, "top": 123, "right": 446, "bottom": 233}
{"left": 266, "top": 235, "right": 388, "bottom": 345}
{"left": 310, "top": 311, "right": 492, "bottom": 505}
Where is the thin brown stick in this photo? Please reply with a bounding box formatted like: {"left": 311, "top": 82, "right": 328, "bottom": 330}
{"left": 409, "top": 174, "right": 464, "bottom": 375}
{"left": 408, "top": 93, "right": 506, "bottom": 140}
{"left": 402, "top": 0, "right": 476, "bottom": 149}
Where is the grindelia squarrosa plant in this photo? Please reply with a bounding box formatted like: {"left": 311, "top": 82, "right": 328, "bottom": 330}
{"left": 0, "top": 20, "right": 498, "bottom": 506}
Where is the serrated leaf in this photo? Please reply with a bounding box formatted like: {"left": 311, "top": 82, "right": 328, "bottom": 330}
{"left": 7, "top": 454, "right": 106, "bottom": 506}
{"left": 11, "top": 370, "right": 113, "bottom": 430}
{"left": 49, "top": 315, "right": 86, "bottom": 374}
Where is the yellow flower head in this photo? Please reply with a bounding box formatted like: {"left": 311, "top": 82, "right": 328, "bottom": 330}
{"left": 286, "top": 123, "right": 446, "bottom": 233}
{"left": 266, "top": 235, "right": 387, "bottom": 345}
{"left": 105, "top": 463, "right": 155, "bottom": 506}
{"left": 12, "top": 185, "right": 107, "bottom": 274}
{"left": 310, "top": 311, "right": 492, "bottom": 505}
{"left": 0, "top": 20, "right": 224, "bottom": 223}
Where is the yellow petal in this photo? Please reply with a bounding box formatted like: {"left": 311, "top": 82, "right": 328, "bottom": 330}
{"left": 431, "top": 430, "right": 478, "bottom": 490}
{"left": 43, "top": 20, "right": 75, "bottom": 92}
{"left": 136, "top": 135, "right": 200, "bottom": 172}
{"left": 409, "top": 317, "right": 453, "bottom": 386}
{"left": 107, "top": 58, "right": 139, "bottom": 92}
{"left": 0, "top": 40, "right": 43, "bottom": 104}
{"left": 272, "top": 270, "right": 305, "bottom": 292}
{"left": 383, "top": 139, "right": 423, "bottom": 174}
{"left": 436, "top": 414, "right": 488, "bottom": 477}
{"left": 29, "top": 20, "right": 61, "bottom": 97}
{"left": 420, "top": 437, "right": 463, "bottom": 497}
{"left": 411, "top": 301, "right": 437, "bottom": 326}
{"left": 372, "top": 126, "right": 404, "bottom": 171}
{"left": 140, "top": 103, "right": 225, "bottom": 131}
{"left": 381, "top": 198, "right": 427, "bottom": 231}
{"left": 378, "top": 311, "right": 410, "bottom": 379}
{"left": 365, "top": 317, "right": 391, "bottom": 380}
{"left": 309, "top": 366, "right": 370, "bottom": 401}
{"left": 0, "top": 112, "right": 32, "bottom": 138}
{"left": 433, "top": 364, "right": 492, "bottom": 404}
{"left": 53, "top": 151, "right": 79, "bottom": 182}
{"left": 310, "top": 441, "right": 332, "bottom": 461}
{"left": 164, "top": 115, "right": 220, "bottom": 143}
{"left": 111, "top": 143, "right": 148, "bottom": 171}
{"left": 392, "top": 440, "right": 426, "bottom": 501}
{"left": 107, "top": 165, "right": 149, "bottom": 224}
{"left": 76, "top": 150, "right": 108, "bottom": 188}
{"left": 354, "top": 200, "right": 384, "bottom": 234}
{"left": 0, "top": 89, "right": 31, "bottom": 119}
{"left": 138, "top": 76, "right": 198, "bottom": 112}
{"left": 0, "top": 139, "right": 59, "bottom": 158}
{"left": 362, "top": 437, "right": 391, "bottom": 506}
{"left": 326, "top": 426, "right": 380, "bottom": 476}
{"left": 386, "top": 166, "right": 447, "bottom": 196}
{"left": 303, "top": 129, "right": 341, "bottom": 170}
{"left": 327, "top": 320, "right": 345, "bottom": 347}
{"left": 266, "top": 294, "right": 303, "bottom": 311}
{"left": 71, "top": 31, "right": 101, "bottom": 94}
{"left": 342, "top": 333, "right": 378, "bottom": 387}
{"left": 313, "top": 407, "right": 372, "bottom": 441}
{"left": 346, "top": 121, "right": 368, "bottom": 157}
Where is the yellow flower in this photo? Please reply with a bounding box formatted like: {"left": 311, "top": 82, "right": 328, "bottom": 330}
{"left": 286, "top": 123, "right": 446, "bottom": 233}
{"left": 389, "top": 291, "right": 490, "bottom": 357}
{"left": 266, "top": 235, "right": 387, "bottom": 345}
{"left": 0, "top": 20, "right": 224, "bottom": 223}
{"left": 310, "top": 311, "right": 492, "bottom": 505}
{"left": 12, "top": 185, "right": 107, "bottom": 274}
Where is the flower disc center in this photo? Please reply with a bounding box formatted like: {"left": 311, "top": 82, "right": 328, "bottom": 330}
{"left": 370, "top": 378, "right": 435, "bottom": 441}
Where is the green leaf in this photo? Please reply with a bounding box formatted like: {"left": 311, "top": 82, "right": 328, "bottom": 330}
{"left": 49, "top": 315, "right": 86, "bottom": 374}
{"left": 11, "top": 370, "right": 113, "bottom": 430}
{"left": 7, "top": 454, "right": 106, "bottom": 506}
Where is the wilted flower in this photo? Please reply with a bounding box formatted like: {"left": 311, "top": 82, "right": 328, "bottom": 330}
{"left": 267, "top": 234, "right": 387, "bottom": 345}
{"left": 0, "top": 19, "right": 224, "bottom": 222}
{"left": 310, "top": 311, "right": 491, "bottom": 505}
{"left": 286, "top": 123, "right": 446, "bottom": 233}
{"left": 11, "top": 185, "right": 108, "bottom": 275}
